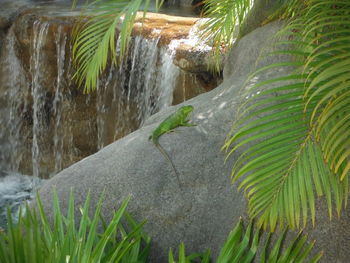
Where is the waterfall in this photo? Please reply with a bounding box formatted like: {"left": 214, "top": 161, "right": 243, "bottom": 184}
{"left": 0, "top": 29, "right": 29, "bottom": 175}
{"left": 53, "top": 25, "right": 66, "bottom": 173}
{"left": 30, "top": 21, "right": 49, "bottom": 178}
{"left": 0, "top": 17, "right": 181, "bottom": 178}
{"left": 96, "top": 35, "right": 180, "bottom": 149}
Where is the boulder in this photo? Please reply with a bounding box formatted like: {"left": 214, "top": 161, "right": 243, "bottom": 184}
{"left": 38, "top": 20, "right": 350, "bottom": 262}
{"left": 239, "top": 0, "right": 289, "bottom": 38}
{"left": 160, "top": 0, "right": 203, "bottom": 16}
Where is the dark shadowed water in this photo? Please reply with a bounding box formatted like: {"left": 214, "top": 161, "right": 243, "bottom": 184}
{"left": 24, "top": 0, "right": 199, "bottom": 17}
{"left": 0, "top": 171, "right": 42, "bottom": 228}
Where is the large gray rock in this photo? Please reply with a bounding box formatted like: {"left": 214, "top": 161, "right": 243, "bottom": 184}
{"left": 239, "top": 0, "right": 289, "bottom": 38}
{"left": 38, "top": 21, "right": 350, "bottom": 262}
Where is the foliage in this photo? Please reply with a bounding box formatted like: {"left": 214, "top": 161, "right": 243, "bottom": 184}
{"left": 199, "top": 0, "right": 252, "bottom": 71}
{"left": 168, "top": 243, "right": 211, "bottom": 263}
{"left": 0, "top": 191, "right": 150, "bottom": 263}
{"left": 72, "top": 0, "right": 164, "bottom": 93}
{"left": 223, "top": 0, "right": 350, "bottom": 230}
{"left": 0, "top": 191, "right": 321, "bottom": 263}
{"left": 169, "top": 219, "right": 322, "bottom": 263}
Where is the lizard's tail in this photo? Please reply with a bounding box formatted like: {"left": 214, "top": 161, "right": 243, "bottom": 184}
{"left": 155, "top": 143, "right": 181, "bottom": 187}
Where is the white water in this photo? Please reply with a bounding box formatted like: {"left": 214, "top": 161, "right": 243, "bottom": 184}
{"left": 0, "top": 29, "right": 29, "bottom": 174}
{"left": 53, "top": 25, "right": 67, "bottom": 173}
{"left": 30, "top": 21, "right": 50, "bottom": 178}
{"left": 96, "top": 35, "right": 180, "bottom": 149}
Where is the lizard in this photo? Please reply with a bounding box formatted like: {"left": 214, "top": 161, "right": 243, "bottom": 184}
{"left": 149, "top": 105, "right": 195, "bottom": 187}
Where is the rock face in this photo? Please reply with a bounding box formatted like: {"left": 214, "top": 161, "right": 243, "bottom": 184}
{"left": 0, "top": 8, "right": 220, "bottom": 178}
{"left": 239, "top": 0, "right": 289, "bottom": 37}
{"left": 132, "top": 12, "right": 221, "bottom": 103}
{"left": 161, "top": 0, "right": 203, "bottom": 16}
{"left": 38, "top": 21, "right": 350, "bottom": 262}
{"left": 0, "top": 0, "right": 31, "bottom": 51}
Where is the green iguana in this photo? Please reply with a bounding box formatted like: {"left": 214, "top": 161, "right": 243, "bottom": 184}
{"left": 149, "top": 105, "right": 195, "bottom": 186}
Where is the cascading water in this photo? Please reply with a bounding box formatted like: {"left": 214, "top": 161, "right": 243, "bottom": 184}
{"left": 30, "top": 21, "right": 49, "bottom": 178}
{"left": 1, "top": 17, "right": 181, "bottom": 177}
{"left": 52, "top": 25, "right": 66, "bottom": 173}
{"left": 96, "top": 35, "right": 180, "bottom": 149}
{"left": 0, "top": 30, "right": 31, "bottom": 175}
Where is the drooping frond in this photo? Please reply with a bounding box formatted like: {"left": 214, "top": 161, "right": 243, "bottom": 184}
{"left": 265, "top": 0, "right": 308, "bottom": 22}
{"left": 224, "top": 54, "right": 346, "bottom": 230}
{"left": 301, "top": 0, "right": 350, "bottom": 180}
{"left": 200, "top": 0, "right": 253, "bottom": 71}
{"left": 224, "top": 0, "right": 350, "bottom": 231}
{"left": 168, "top": 219, "right": 322, "bottom": 262}
{"left": 216, "top": 220, "right": 322, "bottom": 263}
{"left": 72, "top": 0, "right": 152, "bottom": 93}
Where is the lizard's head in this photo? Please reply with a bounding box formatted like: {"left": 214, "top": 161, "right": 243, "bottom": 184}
{"left": 181, "top": 105, "right": 194, "bottom": 116}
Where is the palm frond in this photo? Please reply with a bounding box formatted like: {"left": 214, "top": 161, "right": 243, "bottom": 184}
{"left": 200, "top": 0, "right": 253, "bottom": 71}
{"left": 301, "top": 0, "right": 350, "bottom": 180}
{"left": 216, "top": 219, "right": 322, "bottom": 263}
{"left": 224, "top": 60, "right": 345, "bottom": 230}
{"left": 72, "top": 0, "right": 152, "bottom": 93}
{"left": 265, "top": 0, "right": 308, "bottom": 23}
{"left": 167, "top": 219, "right": 321, "bottom": 263}
{"left": 224, "top": 0, "right": 350, "bottom": 230}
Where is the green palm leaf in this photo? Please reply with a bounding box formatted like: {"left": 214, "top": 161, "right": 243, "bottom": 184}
{"left": 301, "top": 1, "right": 350, "bottom": 180}
{"left": 216, "top": 219, "right": 322, "bottom": 263}
{"left": 72, "top": 0, "right": 154, "bottom": 93}
{"left": 200, "top": 0, "right": 253, "bottom": 71}
{"left": 168, "top": 219, "right": 321, "bottom": 263}
{"left": 224, "top": 0, "right": 350, "bottom": 230}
